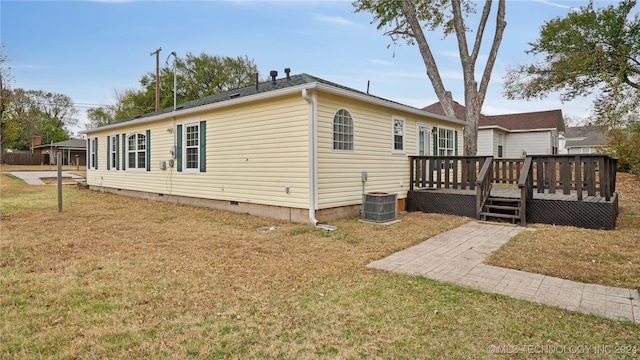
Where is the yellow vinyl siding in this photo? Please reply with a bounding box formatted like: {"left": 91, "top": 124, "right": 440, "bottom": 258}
{"left": 315, "top": 92, "right": 462, "bottom": 209}
{"left": 86, "top": 94, "right": 310, "bottom": 208}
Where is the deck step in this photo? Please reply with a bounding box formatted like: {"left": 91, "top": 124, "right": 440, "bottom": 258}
{"left": 487, "top": 197, "right": 520, "bottom": 203}
{"left": 479, "top": 212, "right": 520, "bottom": 220}
{"left": 485, "top": 204, "right": 520, "bottom": 211}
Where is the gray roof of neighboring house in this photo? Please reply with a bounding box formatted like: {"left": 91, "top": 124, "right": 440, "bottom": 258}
{"left": 423, "top": 101, "right": 564, "bottom": 131}
{"left": 563, "top": 126, "right": 609, "bottom": 148}
{"left": 34, "top": 139, "right": 86, "bottom": 149}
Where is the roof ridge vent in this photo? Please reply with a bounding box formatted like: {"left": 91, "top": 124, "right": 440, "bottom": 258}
{"left": 270, "top": 70, "right": 278, "bottom": 84}
{"left": 284, "top": 68, "right": 291, "bottom": 80}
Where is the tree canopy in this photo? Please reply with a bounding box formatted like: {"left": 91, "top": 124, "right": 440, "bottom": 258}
{"left": 354, "top": 0, "right": 506, "bottom": 155}
{"left": 503, "top": 0, "right": 640, "bottom": 128}
{"left": 2, "top": 88, "right": 78, "bottom": 150}
{"left": 88, "top": 52, "right": 259, "bottom": 126}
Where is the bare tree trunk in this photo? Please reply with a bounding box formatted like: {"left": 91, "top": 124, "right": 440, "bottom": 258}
{"left": 400, "top": 0, "right": 455, "bottom": 117}
{"left": 402, "top": 0, "right": 506, "bottom": 156}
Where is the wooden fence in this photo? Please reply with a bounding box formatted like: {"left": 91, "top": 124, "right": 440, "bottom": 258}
{"left": 3, "top": 153, "right": 50, "bottom": 165}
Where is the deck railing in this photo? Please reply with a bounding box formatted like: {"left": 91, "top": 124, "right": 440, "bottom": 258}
{"left": 409, "top": 156, "right": 489, "bottom": 191}
{"left": 409, "top": 154, "right": 617, "bottom": 201}
{"left": 530, "top": 155, "right": 617, "bottom": 201}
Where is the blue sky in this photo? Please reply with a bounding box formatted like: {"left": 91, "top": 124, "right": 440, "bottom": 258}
{"left": 1, "top": 0, "right": 618, "bottom": 133}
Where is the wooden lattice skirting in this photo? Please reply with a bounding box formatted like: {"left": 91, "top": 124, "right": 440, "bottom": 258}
{"left": 407, "top": 191, "right": 618, "bottom": 230}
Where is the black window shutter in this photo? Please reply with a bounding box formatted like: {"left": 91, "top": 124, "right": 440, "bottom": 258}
{"left": 454, "top": 130, "right": 459, "bottom": 156}
{"left": 146, "top": 129, "right": 151, "bottom": 172}
{"left": 86, "top": 138, "right": 91, "bottom": 169}
{"left": 95, "top": 138, "right": 98, "bottom": 169}
{"left": 199, "top": 121, "right": 206, "bottom": 172}
{"left": 115, "top": 134, "right": 120, "bottom": 170}
{"left": 107, "top": 136, "right": 111, "bottom": 170}
{"left": 177, "top": 125, "right": 183, "bottom": 172}
{"left": 122, "top": 133, "right": 127, "bottom": 171}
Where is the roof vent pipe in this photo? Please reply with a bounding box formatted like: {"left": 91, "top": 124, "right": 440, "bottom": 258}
{"left": 284, "top": 68, "right": 291, "bottom": 80}
{"left": 255, "top": 72, "right": 259, "bottom": 91}
{"left": 270, "top": 70, "right": 278, "bottom": 84}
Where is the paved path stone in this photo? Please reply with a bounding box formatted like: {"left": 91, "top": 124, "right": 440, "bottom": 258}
{"left": 8, "top": 171, "right": 83, "bottom": 185}
{"left": 367, "top": 221, "right": 639, "bottom": 323}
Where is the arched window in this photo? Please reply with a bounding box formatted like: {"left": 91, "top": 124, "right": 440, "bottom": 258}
{"left": 127, "top": 133, "right": 146, "bottom": 169}
{"left": 333, "top": 109, "right": 354, "bottom": 151}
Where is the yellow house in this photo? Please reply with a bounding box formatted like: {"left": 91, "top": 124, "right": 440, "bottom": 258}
{"left": 82, "top": 72, "right": 465, "bottom": 226}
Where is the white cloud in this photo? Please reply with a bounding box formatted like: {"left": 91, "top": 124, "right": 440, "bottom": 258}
{"left": 369, "top": 58, "right": 393, "bottom": 66}
{"left": 532, "top": 0, "right": 572, "bottom": 10}
{"left": 315, "top": 15, "right": 357, "bottom": 27}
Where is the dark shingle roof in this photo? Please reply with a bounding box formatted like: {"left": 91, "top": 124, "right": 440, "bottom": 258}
{"left": 115, "top": 73, "right": 411, "bottom": 125}
{"left": 482, "top": 110, "right": 564, "bottom": 131}
{"left": 564, "top": 126, "right": 609, "bottom": 148}
{"left": 423, "top": 101, "right": 564, "bottom": 131}
{"left": 34, "top": 139, "right": 86, "bottom": 149}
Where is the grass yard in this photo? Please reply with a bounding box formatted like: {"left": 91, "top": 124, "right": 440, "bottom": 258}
{"left": 1, "top": 167, "right": 639, "bottom": 358}
{"left": 485, "top": 172, "right": 640, "bottom": 290}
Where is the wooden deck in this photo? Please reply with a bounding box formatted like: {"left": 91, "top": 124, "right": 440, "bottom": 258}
{"left": 415, "top": 185, "right": 611, "bottom": 203}
{"left": 407, "top": 155, "right": 619, "bottom": 230}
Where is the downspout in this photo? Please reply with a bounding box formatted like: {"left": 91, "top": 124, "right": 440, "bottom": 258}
{"left": 302, "top": 88, "right": 336, "bottom": 231}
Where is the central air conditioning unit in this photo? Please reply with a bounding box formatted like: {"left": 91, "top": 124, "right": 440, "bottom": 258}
{"left": 362, "top": 192, "right": 397, "bottom": 223}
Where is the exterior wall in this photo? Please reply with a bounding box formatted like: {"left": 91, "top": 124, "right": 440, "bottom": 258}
{"left": 315, "top": 92, "right": 463, "bottom": 210}
{"left": 85, "top": 94, "right": 311, "bottom": 210}
{"left": 505, "top": 131, "right": 551, "bottom": 157}
{"left": 477, "top": 129, "right": 493, "bottom": 156}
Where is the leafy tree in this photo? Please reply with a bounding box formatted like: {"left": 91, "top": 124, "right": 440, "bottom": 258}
{"left": 354, "top": 0, "right": 506, "bottom": 155}
{"left": 86, "top": 106, "right": 116, "bottom": 129}
{"left": 0, "top": 44, "right": 13, "bottom": 162}
{"left": 111, "top": 53, "right": 258, "bottom": 122}
{"left": 503, "top": 0, "right": 640, "bottom": 128}
{"left": 605, "top": 121, "right": 640, "bottom": 174}
{"left": 3, "top": 89, "right": 78, "bottom": 150}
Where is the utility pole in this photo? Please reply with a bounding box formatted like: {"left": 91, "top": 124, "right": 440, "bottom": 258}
{"left": 150, "top": 47, "right": 162, "bottom": 111}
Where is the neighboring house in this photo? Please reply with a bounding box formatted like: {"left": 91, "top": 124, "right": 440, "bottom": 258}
{"left": 81, "top": 72, "right": 465, "bottom": 224}
{"left": 559, "top": 126, "right": 609, "bottom": 154}
{"left": 423, "top": 102, "right": 565, "bottom": 157}
{"left": 33, "top": 139, "right": 87, "bottom": 166}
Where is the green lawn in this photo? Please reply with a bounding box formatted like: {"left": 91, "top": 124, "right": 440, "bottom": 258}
{"left": 1, "top": 171, "right": 638, "bottom": 359}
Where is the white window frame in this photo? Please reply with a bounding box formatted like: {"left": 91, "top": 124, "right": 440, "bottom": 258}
{"left": 416, "top": 123, "right": 432, "bottom": 156}
{"left": 497, "top": 132, "right": 504, "bottom": 158}
{"left": 392, "top": 116, "right": 405, "bottom": 154}
{"left": 109, "top": 134, "right": 118, "bottom": 170}
{"left": 89, "top": 137, "right": 97, "bottom": 170}
{"left": 438, "top": 126, "right": 455, "bottom": 156}
{"left": 127, "top": 133, "right": 146, "bottom": 171}
{"left": 183, "top": 122, "right": 200, "bottom": 173}
{"left": 332, "top": 109, "right": 354, "bottom": 151}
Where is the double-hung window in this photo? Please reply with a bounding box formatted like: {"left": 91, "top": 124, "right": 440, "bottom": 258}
{"left": 127, "top": 133, "right": 147, "bottom": 170}
{"left": 392, "top": 117, "right": 405, "bottom": 153}
{"left": 438, "top": 128, "right": 455, "bottom": 156}
{"left": 185, "top": 124, "right": 199, "bottom": 170}
{"left": 88, "top": 137, "right": 98, "bottom": 169}
{"left": 177, "top": 120, "right": 206, "bottom": 173}
{"left": 497, "top": 133, "right": 504, "bottom": 158}
{"left": 109, "top": 135, "right": 118, "bottom": 169}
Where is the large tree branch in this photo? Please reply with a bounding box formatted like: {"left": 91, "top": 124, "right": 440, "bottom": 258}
{"left": 400, "top": 0, "right": 454, "bottom": 116}
{"left": 471, "top": 0, "right": 493, "bottom": 64}
{"left": 478, "top": 0, "right": 506, "bottom": 105}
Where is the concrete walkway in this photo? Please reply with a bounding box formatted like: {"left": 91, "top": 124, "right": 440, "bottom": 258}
{"left": 368, "top": 221, "right": 640, "bottom": 323}
{"left": 8, "top": 171, "right": 84, "bottom": 185}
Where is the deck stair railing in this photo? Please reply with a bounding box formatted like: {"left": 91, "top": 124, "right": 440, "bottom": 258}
{"left": 475, "top": 157, "right": 494, "bottom": 219}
